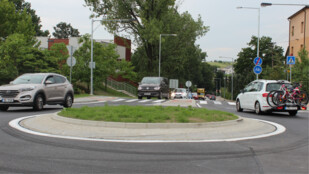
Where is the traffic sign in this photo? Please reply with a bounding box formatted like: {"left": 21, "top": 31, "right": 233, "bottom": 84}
{"left": 253, "top": 65, "right": 262, "bottom": 74}
{"left": 66, "top": 57, "right": 76, "bottom": 67}
{"left": 286, "top": 56, "right": 295, "bottom": 65}
{"left": 253, "top": 57, "right": 263, "bottom": 66}
{"left": 185, "top": 81, "right": 192, "bottom": 87}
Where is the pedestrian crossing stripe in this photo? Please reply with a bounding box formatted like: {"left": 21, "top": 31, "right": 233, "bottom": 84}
{"left": 112, "top": 99, "right": 126, "bottom": 102}
{"left": 153, "top": 100, "right": 165, "bottom": 103}
{"left": 125, "top": 99, "right": 138, "bottom": 102}
{"left": 228, "top": 102, "right": 236, "bottom": 105}
{"left": 200, "top": 101, "right": 207, "bottom": 104}
{"left": 138, "top": 99, "right": 152, "bottom": 103}
{"left": 214, "top": 101, "right": 222, "bottom": 105}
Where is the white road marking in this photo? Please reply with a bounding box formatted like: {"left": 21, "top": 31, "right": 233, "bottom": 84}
{"left": 196, "top": 103, "right": 201, "bottom": 108}
{"left": 138, "top": 99, "right": 151, "bottom": 103}
{"left": 9, "top": 116, "right": 286, "bottom": 143}
{"left": 112, "top": 99, "right": 126, "bottom": 102}
{"left": 125, "top": 99, "right": 138, "bottom": 103}
{"left": 228, "top": 102, "right": 236, "bottom": 105}
{"left": 153, "top": 100, "right": 165, "bottom": 103}
{"left": 199, "top": 101, "right": 207, "bottom": 105}
{"left": 214, "top": 101, "right": 222, "bottom": 105}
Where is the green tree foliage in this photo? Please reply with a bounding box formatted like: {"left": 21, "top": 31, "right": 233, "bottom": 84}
{"left": 71, "top": 35, "right": 136, "bottom": 92}
{"left": 234, "top": 36, "right": 285, "bottom": 94}
{"left": 292, "top": 49, "right": 309, "bottom": 92}
{"left": 8, "top": 0, "right": 49, "bottom": 36}
{"left": 52, "top": 22, "right": 80, "bottom": 39}
{"left": 85, "top": 0, "right": 209, "bottom": 86}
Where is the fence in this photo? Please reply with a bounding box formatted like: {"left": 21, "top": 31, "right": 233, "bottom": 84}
{"left": 107, "top": 78, "right": 137, "bottom": 96}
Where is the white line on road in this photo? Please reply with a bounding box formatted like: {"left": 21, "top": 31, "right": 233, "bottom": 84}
{"left": 199, "top": 101, "right": 207, "bottom": 105}
{"left": 112, "top": 99, "right": 126, "bottom": 102}
{"left": 138, "top": 100, "right": 151, "bottom": 103}
{"left": 153, "top": 100, "right": 165, "bottom": 103}
{"left": 214, "top": 101, "right": 222, "bottom": 105}
{"left": 125, "top": 99, "right": 138, "bottom": 103}
{"left": 228, "top": 102, "right": 236, "bottom": 105}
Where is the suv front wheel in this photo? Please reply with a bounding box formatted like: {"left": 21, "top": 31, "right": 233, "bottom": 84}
{"left": 33, "top": 94, "right": 44, "bottom": 111}
{"left": 63, "top": 94, "right": 73, "bottom": 108}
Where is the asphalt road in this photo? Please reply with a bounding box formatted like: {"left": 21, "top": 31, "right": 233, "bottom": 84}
{"left": 0, "top": 98, "right": 308, "bottom": 173}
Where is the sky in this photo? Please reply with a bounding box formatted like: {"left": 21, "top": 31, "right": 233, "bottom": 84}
{"left": 26, "top": 0, "right": 309, "bottom": 61}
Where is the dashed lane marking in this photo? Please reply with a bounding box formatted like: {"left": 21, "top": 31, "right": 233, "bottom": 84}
{"left": 200, "top": 101, "right": 207, "bottom": 104}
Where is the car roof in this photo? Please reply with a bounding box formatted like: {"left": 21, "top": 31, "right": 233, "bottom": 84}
{"left": 252, "top": 79, "right": 290, "bottom": 84}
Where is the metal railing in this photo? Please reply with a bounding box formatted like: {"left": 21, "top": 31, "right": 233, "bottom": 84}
{"left": 107, "top": 78, "right": 137, "bottom": 96}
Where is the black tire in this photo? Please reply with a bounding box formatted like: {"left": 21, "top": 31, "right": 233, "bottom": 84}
{"left": 63, "top": 94, "right": 73, "bottom": 108}
{"left": 236, "top": 100, "right": 243, "bottom": 112}
{"left": 272, "top": 91, "right": 286, "bottom": 106}
{"left": 267, "top": 90, "right": 277, "bottom": 107}
{"left": 289, "top": 110, "right": 298, "bottom": 116}
{"left": 255, "top": 101, "right": 262, "bottom": 115}
{"left": 0, "top": 106, "right": 9, "bottom": 111}
{"left": 147, "top": 96, "right": 151, "bottom": 99}
{"left": 33, "top": 94, "right": 44, "bottom": 111}
{"left": 138, "top": 96, "right": 142, "bottom": 99}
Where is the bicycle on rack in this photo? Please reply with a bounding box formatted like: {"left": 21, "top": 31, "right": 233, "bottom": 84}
{"left": 267, "top": 83, "right": 308, "bottom": 107}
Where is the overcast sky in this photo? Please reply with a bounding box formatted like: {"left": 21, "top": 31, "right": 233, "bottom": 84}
{"left": 27, "top": 0, "right": 308, "bottom": 61}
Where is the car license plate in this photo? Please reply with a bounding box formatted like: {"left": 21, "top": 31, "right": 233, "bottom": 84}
{"left": 2, "top": 98, "right": 14, "bottom": 103}
{"left": 285, "top": 106, "right": 297, "bottom": 110}
{"left": 144, "top": 93, "right": 151, "bottom": 96}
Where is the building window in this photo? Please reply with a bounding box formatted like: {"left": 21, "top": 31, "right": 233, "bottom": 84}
{"left": 301, "top": 22, "right": 304, "bottom": 33}
{"left": 291, "top": 26, "right": 294, "bottom": 36}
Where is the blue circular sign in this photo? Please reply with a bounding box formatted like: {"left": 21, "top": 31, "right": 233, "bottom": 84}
{"left": 253, "top": 65, "right": 262, "bottom": 74}
{"left": 253, "top": 57, "right": 263, "bottom": 66}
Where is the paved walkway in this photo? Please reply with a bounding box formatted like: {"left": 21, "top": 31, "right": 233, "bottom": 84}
{"left": 9, "top": 96, "right": 287, "bottom": 143}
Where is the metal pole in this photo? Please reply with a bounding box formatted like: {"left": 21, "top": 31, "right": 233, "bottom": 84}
{"left": 90, "top": 19, "right": 94, "bottom": 95}
{"left": 290, "top": 65, "right": 292, "bottom": 82}
{"left": 159, "top": 34, "right": 161, "bottom": 77}
{"left": 70, "top": 45, "right": 73, "bottom": 83}
{"left": 257, "top": 8, "right": 260, "bottom": 80}
{"left": 232, "top": 58, "right": 234, "bottom": 100}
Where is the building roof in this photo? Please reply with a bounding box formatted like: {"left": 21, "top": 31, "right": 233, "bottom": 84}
{"left": 288, "top": 6, "right": 309, "bottom": 20}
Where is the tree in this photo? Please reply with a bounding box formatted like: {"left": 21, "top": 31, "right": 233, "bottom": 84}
{"left": 72, "top": 35, "right": 136, "bottom": 93}
{"left": 234, "top": 36, "right": 285, "bottom": 90}
{"left": 293, "top": 49, "right": 309, "bottom": 92}
{"left": 52, "top": 22, "right": 80, "bottom": 39}
{"left": 85, "top": 0, "right": 208, "bottom": 80}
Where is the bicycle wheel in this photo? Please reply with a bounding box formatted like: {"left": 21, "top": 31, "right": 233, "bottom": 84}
{"left": 299, "top": 91, "right": 309, "bottom": 105}
{"left": 267, "top": 90, "right": 277, "bottom": 107}
{"left": 272, "top": 91, "right": 286, "bottom": 106}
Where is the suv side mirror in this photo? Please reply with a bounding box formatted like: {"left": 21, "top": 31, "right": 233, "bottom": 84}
{"left": 45, "top": 80, "right": 53, "bottom": 85}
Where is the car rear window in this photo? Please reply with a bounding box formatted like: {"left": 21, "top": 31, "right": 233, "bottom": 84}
{"left": 266, "top": 83, "right": 291, "bottom": 92}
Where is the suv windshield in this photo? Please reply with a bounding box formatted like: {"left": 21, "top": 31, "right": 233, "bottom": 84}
{"left": 141, "top": 77, "right": 161, "bottom": 85}
{"left": 12, "top": 74, "right": 45, "bottom": 84}
{"left": 266, "top": 83, "right": 292, "bottom": 92}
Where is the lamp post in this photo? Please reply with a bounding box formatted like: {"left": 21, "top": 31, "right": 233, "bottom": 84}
{"left": 237, "top": 6, "right": 261, "bottom": 80}
{"left": 159, "top": 34, "right": 177, "bottom": 77}
{"left": 261, "top": 3, "right": 309, "bottom": 7}
{"left": 219, "top": 56, "right": 234, "bottom": 100}
{"left": 90, "top": 18, "right": 136, "bottom": 95}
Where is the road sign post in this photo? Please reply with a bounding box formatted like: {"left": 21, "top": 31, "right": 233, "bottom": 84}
{"left": 66, "top": 45, "right": 76, "bottom": 82}
{"left": 253, "top": 57, "right": 263, "bottom": 79}
{"left": 286, "top": 56, "right": 295, "bottom": 82}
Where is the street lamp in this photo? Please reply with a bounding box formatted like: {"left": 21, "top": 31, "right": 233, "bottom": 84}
{"left": 219, "top": 56, "right": 234, "bottom": 100}
{"left": 261, "top": 3, "right": 309, "bottom": 7}
{"left": 90, "top": 18, "right": 136, "bottom": 95}
{"left": 237, "top": 6, "right": 260, "bottom": 80}
{"left": 159, "top": 34, "right": 177, "bottom": 77}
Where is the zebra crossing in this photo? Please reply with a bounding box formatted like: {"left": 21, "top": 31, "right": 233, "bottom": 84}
{"left": 109, "top": 98, "right": 236, "bottom": 106}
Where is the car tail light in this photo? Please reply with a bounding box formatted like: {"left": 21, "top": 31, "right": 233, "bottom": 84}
{"left": 276, "top": 106, "right": 283, "bottom": 110}
{"left": 301, "top": 106, "right": 307, "bottom": 110}
{"left": 262, "top": 93, "right": 268, "bottom": 97}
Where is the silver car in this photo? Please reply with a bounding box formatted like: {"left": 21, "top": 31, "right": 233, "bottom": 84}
{"left": 0, "top": 73, "right": 74, "bottom": 111}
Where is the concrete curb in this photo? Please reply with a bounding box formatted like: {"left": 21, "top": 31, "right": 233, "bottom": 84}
{"left": 52, "top": 112, "right": 243, "bottom": 129}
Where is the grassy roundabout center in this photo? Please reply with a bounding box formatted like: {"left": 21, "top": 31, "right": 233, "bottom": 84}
{"left": 58, "top": 105, "right": 238, "bottom": 123}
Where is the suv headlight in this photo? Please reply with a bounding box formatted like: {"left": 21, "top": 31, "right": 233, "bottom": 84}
{"left": 19, "top": 86, "right": 36, "bottom": 92}
{"left": 138, "top": 86, "right": 142, "bottom": 90}
{"left": 154, "top": 87, "right": 160, "bottom": 90}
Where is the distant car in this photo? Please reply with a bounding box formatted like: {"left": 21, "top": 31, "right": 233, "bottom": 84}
{"left": 137, "top": 77, "right": 169, "bottom": 99}
{"left": 171, "top": 88, "right": 188, "bottom": 99}
{"left": 209, "top": 95, "right": 216, "bottom": 100}
{"left": 206, "top": 94, "right": 211, "bottom": 99}
{"left": 192, "top": 92, "right": 198, "bottom": 100}
{"left": 0, "top": 73, "right": 74, "bottom": 111}
{"left": 236, "top": 79, "right": 303, "bottom": 116}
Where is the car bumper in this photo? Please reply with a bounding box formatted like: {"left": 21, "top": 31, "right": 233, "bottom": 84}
{"left": 138, "top": 91, "right": 160, "bottom": 97}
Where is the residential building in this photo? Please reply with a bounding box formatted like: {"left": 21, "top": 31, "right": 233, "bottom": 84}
{"left": 288, "top": 6, "right": 309, "bottom": 59}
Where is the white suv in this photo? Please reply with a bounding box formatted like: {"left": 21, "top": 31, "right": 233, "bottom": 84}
{"left": 0, "top": 73, "right": 74, "bottom": 111}
{"left": 236, "top": 79, "right": 300, "bottom": 116}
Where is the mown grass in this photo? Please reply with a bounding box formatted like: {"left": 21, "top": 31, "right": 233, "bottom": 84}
{"left": 59, "top": 105, "right": 238, "bottom": 123}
